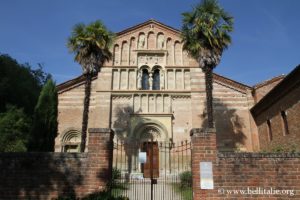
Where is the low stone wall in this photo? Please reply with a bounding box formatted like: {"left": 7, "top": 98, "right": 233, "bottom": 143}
{"left": 191, "top": 129, "right": 300, "bottom": 199}
{"left": 0, "top": 128, "right": 113, "bottom": 200}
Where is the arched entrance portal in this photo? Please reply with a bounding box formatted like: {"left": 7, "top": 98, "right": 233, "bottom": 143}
{"left": 134, "top": 124, "right": 166, "bottom": 178}
{"left": 133, "top": 121, "right": 168, "bottom": 142}
{"left": 111, "top": 119, "right": 192, "bottom": 200}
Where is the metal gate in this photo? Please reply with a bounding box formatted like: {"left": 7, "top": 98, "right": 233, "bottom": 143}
{"left": 110, "top": 138, "right": 192, "bottom": 200}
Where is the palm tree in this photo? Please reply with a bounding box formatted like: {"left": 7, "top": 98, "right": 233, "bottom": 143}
{"left": 181, "top": 0, "right": 233, "bottom": 129}
{"left": 67, "top": 20, "right": 114, "bottom": 152}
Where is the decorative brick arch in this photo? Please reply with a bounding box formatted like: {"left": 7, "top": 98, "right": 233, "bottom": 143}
{"left": 60, "top": 128, "right": 81, "bottom": 152}
{"left": 130, "top": 119, "right": 169, "bottom": 142}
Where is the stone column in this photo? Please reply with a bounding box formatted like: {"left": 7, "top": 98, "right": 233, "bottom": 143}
{"left": 149, "top": 72, "right": 153, "bottom": 90}
{"left": 137, "top": 70, "right": 142, "bottom": 90}
{"left": 190, "top": 128, "right": 217, "bottom": 200}
{"left": 85, "top": 128, "right": 114, "bottom": 193}
{"left": 160, "top": 70, "right": 165, "bottom": 90}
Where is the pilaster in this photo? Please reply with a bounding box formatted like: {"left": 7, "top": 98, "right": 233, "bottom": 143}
{"left": 85, "top": 128, "right": 114, "bottom": 193}
{"left": 190, "top": 128, "right": 217, "bottom": 200}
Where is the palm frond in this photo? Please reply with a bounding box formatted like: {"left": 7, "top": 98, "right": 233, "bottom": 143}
{"left": 67, "top": 20, "right": 115, "bottom": 74}
{"left": 181, "top": 0, "right": 234, "bottom": 61}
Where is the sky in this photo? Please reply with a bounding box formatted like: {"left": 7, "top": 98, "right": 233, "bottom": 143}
{"left": 0, "top": 0, "right": 299, "bottom": 86}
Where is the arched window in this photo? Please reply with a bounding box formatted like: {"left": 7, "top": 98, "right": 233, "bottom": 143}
{"left": 152, "top": 69, "right": 160, "bottom": 90}
{"left": 61, "top": 130, "right": 81, "bottom": 152}
{"left": 142, "top": 69, "right": 149, "bottom": 90}
{"left": 281, "top": 111, "right": 289, "bottom": 135}
{"left": 113, "top": 44, "right": 119, "bottom": 65}
{"left": 267, "top": 119, "right": 272, "bottom": 141}
{"left": 138, "top": 33, "right": 145, "bottom": 49}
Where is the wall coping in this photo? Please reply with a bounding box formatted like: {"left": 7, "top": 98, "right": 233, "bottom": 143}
{"left": 190, "top": 128, "right": 216, "bottom": 136}
{"left": 218, "top": 152, "right": 300, "bottom": 158}
{"left": 88, "top": 128, "right": 113, "bottom": 133}
{"left": 0, "top": 152, "right": 88, "bottom": 158}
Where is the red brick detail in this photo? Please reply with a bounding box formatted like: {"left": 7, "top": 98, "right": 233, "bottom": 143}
{"left": 191, "top": 128, "right": 217, "bottom": 200}
{"left": 0, "top": 128, "right": 113, "bottom": 199}
{"left": 191, "top": 128, "right": 300, "bottom": 200}
{"left": 85, "top": 129, "right": 113, "bottom": 193}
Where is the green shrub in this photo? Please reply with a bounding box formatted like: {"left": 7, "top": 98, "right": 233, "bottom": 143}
{"left": 58, "top": 190, "right": 128, "bottom": 200}
{"left": 179, "top": 171, "right": 192, "bottom": 188}
{"left": 112, "top": 168, "right": 121, "bottom": 180}
{"left": 109, "top": 168, "right": 125, "bottom": 190}
{"left": 82, "top": 191, "right": 128, "bottom": 200}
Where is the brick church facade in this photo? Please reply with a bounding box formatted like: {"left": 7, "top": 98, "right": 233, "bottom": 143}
{"left": 55, "top": 19, "right": 298, "bottom": 154}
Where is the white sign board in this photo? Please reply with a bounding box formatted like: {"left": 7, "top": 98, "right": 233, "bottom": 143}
{"left": 200, "top": 162, "right": 214, "bottom": 189}
{"left": 139, "top": 152, "right": 147, "bottom": 163}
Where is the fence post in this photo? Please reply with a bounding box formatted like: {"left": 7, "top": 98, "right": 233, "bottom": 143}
{"left": 85, "top": 128, "right": 114, "bottom": 194}
{"left": 190, "top": 128, "right": 217, "bottom": 200}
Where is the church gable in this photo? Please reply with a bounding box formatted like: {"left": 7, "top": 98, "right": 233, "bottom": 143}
{"left": 108, "top": 19, "right": 197, "bottom": 67}
{"left": 212, "top": 73, "right": 252, "bottom": 110}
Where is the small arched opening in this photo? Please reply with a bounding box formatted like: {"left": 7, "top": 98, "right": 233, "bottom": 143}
{"left": 152, "top": 68, "right": 160, "bottom": 90}
{"left": 142, "top": 68, "right": 150, "bottom": 90}
{"left": 61, "top": 130, "right": 81, "bottom": 152}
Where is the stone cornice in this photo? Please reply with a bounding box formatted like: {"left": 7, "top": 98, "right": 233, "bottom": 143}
{"left": 56, "top": 74, "right": 97, "bottom": 93}
{"left": 213, "top": 73, "right": 252, "bottom": 92}
{"left": 130, "top": 113, "right": 173, "bottom": 117}
{"left": 253, "top": 75, "right": 285, "bottom": 89}
{"left": 134, "top": 49, "right": 167, "bottom": 54}
{"left": 218, "top": 152, "right": 300, "bottom": 158}
{"left": 88, "top": 128, "right": 113, "bottom": 133}
{"left": 116, "top": 19, "right": 181, "bottom": 37}
{"left": 110, "top": 90, "right": 192, "bottom": 94}
{"left": 190, "top": 128, "right": 216, "bottom": 136}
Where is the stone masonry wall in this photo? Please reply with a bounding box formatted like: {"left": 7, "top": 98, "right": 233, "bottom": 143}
{"left": 191, "top": 129, "right": 300, "bottom": 200}
{"left": 0, "top": 128, "right": 113, "bottom": 199}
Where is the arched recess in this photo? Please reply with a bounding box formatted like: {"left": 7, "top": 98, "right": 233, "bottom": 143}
{"left": 141, "top": 67, "right": 150, "bottom": 90}
{"left": 113, "top": 44, "right": 120, "bottom": 66}
{"left": 147, "top": 32, "right": 155, "bottom": 49}
{"left": 61, "top": 129, "right": 81, "bottom": 152}
{"left": 121, "top": 41, "right": 129, "bottom": 65}
{"left": 152, "top": 65, "right": 162, "bottom": 90}
{"left": 156, "top": 32, "right": 165, "bottom": 49}
{"left": 166, "top": 38, "right": 173, "bottom": 65}
{"left": 129, "top": 37, "right": 136, "bottom": 65}
{"left": 174, "top": 41, "right": 182, "bottom": 65}
{"left": 132, "top": 120, "right": 169, "bottom": 142}
{"left": 138, "top": 32, "right": 146, "bottom": 49}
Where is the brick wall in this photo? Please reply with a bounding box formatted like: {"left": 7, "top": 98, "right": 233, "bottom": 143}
{"left": 191, "top": 129, "right": 300, "bottom": 199}
{"left": 253, "top": 80, "right": 300, "bottom": 152}
{"left": 0, "top": 128, "right": 113, "bottom": 199}
{"left": 253, "top": 77, "right": 283, "bottom": 103}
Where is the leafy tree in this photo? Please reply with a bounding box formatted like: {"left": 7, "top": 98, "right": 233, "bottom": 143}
{"left": 28, "top": 79, "right": 58, "bottom": 152}
{"left": 181, "top": 0, "right": 233, "bottom": 128}
{"left": 31, "top": 63, "right": 52, "bottom": 86}
{"left": 0, "top": 54, "right": 52, "bottom": 152}
{"left": 0, "top": 105, "right": 30, "bottom": 152}
{"left": 67, "top": 20, "right": 114, "bottom": 152}
{"left": 0, "top": 54, "right": 50, "bottom": 115}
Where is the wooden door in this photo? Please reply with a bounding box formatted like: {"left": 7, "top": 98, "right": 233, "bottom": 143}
{"left": 142, "top": 142, "right": 159, "bottom": 178}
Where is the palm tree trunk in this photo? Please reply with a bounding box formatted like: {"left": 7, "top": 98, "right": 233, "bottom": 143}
{"left": 80, "top": 73, "right": 92, "bottom": 152}
{"left": 204, "top": 67, "right": 214, "bottom": 128}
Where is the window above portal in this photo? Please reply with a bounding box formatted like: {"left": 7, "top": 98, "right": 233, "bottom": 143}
{"left": 138, "top": 65, "right": 163, "bottom": 91}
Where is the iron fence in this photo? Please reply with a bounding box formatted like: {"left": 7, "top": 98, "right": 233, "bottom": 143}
{"left": 111, "top": 139, "right": 192, "bottom": 200}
